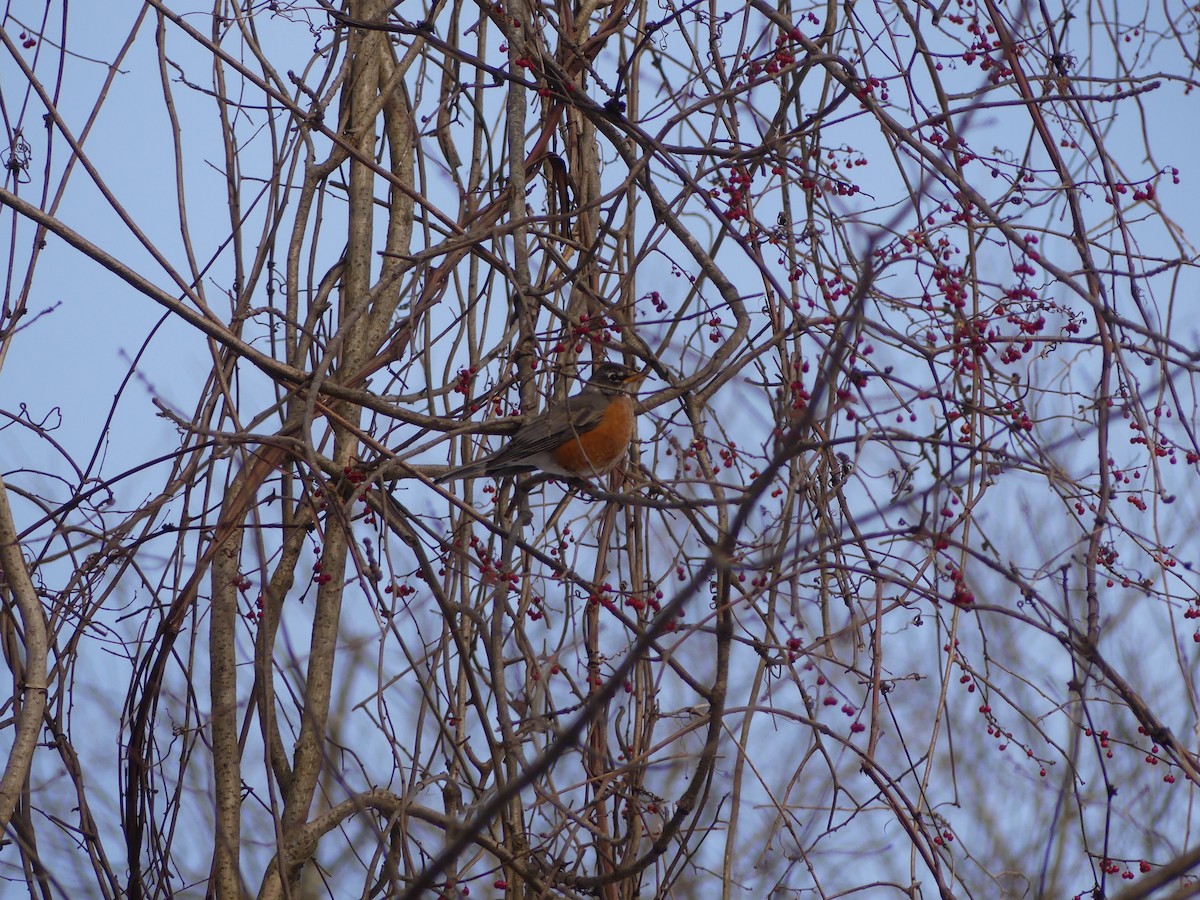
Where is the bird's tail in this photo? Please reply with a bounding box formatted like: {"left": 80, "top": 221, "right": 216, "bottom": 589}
{"left": 434, "top": 461, "right": 488, "bottom": 483}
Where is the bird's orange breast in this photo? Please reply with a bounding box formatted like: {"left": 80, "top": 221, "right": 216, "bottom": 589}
{"left": 550, "top": 395, "right": 635, "bottom": 475}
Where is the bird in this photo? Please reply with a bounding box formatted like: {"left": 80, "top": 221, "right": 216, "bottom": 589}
{"left": 436, "top": 363, "right": 648, "bottom": 482}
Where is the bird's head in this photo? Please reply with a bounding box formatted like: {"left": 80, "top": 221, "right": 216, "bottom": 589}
{"left": 588, "top": 363, "right": 648, "bottom": 393}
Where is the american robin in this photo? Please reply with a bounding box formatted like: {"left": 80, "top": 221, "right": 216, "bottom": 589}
{"left": 437, "top": 363, "right": 648, "bottom": 482}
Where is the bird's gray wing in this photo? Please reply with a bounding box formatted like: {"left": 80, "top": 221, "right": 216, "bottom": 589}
{"left": 482, "top": 390, "right": 609, "bottom": 466}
